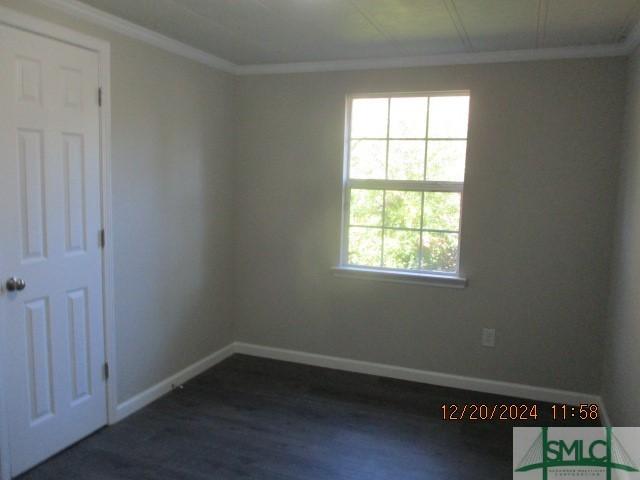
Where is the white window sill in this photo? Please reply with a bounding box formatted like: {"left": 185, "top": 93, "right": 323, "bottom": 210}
{"left": 331, "top": 266, "right": 467, "bottom": 288}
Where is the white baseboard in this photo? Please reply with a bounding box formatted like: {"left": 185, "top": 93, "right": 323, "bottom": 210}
{"left": 233, "top": 342, "right": 601, "bottom": 407}
{"left": 112, "top": 341, "right": 605, "bottom": 425}
{"left": 114, "top": 344, "right": 235, "bottom": 422}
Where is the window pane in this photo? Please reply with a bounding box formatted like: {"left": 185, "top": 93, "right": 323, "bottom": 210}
{"left": 389, "top": 97, "right": 428, "bottom": 138}
{"left": 426, "top": 140, "right": 466, "bottom": 182}
{"left": 383, "top": 229, "right": 420, "bottom": 270}
{"left": 351, "top": 98, "right": 388, "bottom": 138}
{"left": 350, "top": 140, "right": 386, "bottom": 179}
{"left": 423, "top": 192, "right": 461, "bottom": 231}
{"left": 349, "top": 189, "right": 383, "bottom": 226}
{"left": 348, "top": 227, "right": 382, "bottom": 267}
{"left": 388, "top": 140, "right": 425, "bottom": 180}
{"left": 422, "top": 232, "right": 458, "bottom": 272}
{"left": 428, "top": 96, "right": 469, "bottom": 139}
{"left": 385, "top": 191, "right": 422, "bottom": 229}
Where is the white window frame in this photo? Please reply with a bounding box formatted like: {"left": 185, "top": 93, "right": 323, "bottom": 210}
{"left": 334, "top": 91, "right": 469, "bottom": 288}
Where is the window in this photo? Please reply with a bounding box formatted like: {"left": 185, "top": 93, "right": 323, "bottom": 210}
{"left": 339, "top": 93, "right": 470, "bottom": 280}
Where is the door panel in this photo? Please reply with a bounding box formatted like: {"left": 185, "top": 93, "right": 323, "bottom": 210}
{"left": 62, "top": 133, "right": 87, "bottom": 254}
{"left": 0, "top": 25, "right": 107, "bottom": 476}
{"left": 67, "top": 288, "right": 91, "bottom": 403}
{"left": 16, "top": 57, "right": 42, "bottom": 105}
{"left": 24, "top": 298, "right": 54, "bottom": 423}
{"left": 18, "top": 128, "right": 47, "bottom": 262}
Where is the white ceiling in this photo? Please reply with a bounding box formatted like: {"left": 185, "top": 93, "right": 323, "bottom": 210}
{"left": 76, "top": 0, "right": 640, "bottom": 65}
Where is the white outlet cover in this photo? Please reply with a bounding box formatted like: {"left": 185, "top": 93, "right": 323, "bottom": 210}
{"left": 482, "top": 328, "right": 496, "bottom": 347}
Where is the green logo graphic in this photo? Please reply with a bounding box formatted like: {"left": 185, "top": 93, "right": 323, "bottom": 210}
{"left": 515, "top": 427, "right": 639, "bottom": 480}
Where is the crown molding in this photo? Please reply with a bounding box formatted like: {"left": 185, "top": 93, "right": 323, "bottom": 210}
{"left": 236, "top": 44, "right": 628, "bottom": 75}
{"left": 33, "top": 0, "right": 237, "bottom": 74}
{"left": 24, "top": 0, "right": 639, "bottom": 76}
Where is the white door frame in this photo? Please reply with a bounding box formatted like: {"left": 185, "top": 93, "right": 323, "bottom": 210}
{"left": 0, "top": 7, "right": 117, "bottom": 479}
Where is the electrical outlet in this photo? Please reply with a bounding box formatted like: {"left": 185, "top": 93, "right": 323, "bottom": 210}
{"left": 482, "top": 328, "right": 496, "bottom": 348}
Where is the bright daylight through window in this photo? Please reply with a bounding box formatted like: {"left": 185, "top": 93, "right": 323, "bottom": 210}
{"left": 341, "top": 93, "right": 470, "bottom": 276}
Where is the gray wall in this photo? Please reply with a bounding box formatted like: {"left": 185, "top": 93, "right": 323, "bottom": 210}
{"left": 0, "top": 0, "right": 235, "bottom": 402}
{"left": 234, "top": 59, "right": 626, "bottom": 394}
{"left": 604, "top": 47, "right": 640, "bottom": 425}
{"left": 0, "top": 1, "right": 632, "bottom": 412}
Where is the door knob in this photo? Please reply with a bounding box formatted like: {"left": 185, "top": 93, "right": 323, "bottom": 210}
{"left": 6, "top": 277, "right": 26, "bottom": 292}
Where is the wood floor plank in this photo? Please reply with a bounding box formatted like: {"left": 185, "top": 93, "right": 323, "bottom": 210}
{"left": 17, "top": 354, "right": 598, "bottom": 480}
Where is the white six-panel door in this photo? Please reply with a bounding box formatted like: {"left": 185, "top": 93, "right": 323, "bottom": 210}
{"left": 0, "top": 25, "right": 107, "bottom": 476}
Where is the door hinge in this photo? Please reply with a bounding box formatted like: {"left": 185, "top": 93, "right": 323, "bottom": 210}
{"left": 98, "top": 87, "right": 102, "bottom": 107}
{"left": 103, "top": 362, "right": 110, "bottom": 381}
{"left": 99, "top": 229, "right": 105, "bottom": 248}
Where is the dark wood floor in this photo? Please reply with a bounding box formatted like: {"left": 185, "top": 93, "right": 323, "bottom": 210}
{"left": 18, "top": 354, "right": 597, "bottom": 479}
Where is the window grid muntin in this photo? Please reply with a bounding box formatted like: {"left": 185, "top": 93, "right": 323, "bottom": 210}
{"left": 380, "top": 98, "right": 392, "bottom": 266}
{"left": 349, "top": 225, "right": 459, "bottom": 234}
{"left": 346, "top": 228, "right": 460, "bottom": 273}
{"left": 349, "top": 139, "right": 466, "bottom": 182}
{"left": 342, "top": 92, "right": 468, "bottom": 275}
{"left": 350, "top": 137, "right": 467, "bottom": 140}
{"left": 346, "top": 188, "right": 462, "bottom": 271}
{"left": 348, "top": 179, "right": 463, "bottom": 192}
{"left": 419, "top": 97, "right": 430, "bottom": 268}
